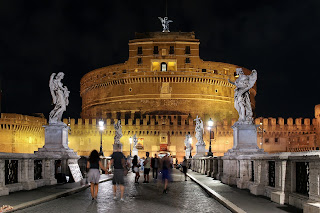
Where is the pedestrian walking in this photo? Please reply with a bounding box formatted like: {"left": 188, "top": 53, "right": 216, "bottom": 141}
{"left": 86, "top": 150, "right": 108, "bottom": 200}
{"left": 151, "top": 154, "right": 160, "bottom": 179}
{"left": 143, "top": 152, "right": 151, "bottom": 183}
{"left": 132, "top": 155, "right": 140, "bottom": 183}
{"left": 109, "top": 144, "right": 126, "bottom": 201}
{"left": 181, "top": 156, "right": 188, "bottom": 181}
{"left": 160, "top": 153, "right": 171, "bottom": 194}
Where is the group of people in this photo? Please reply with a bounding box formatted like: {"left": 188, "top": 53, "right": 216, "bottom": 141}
{"left": 86, "top": 147, "right": 189, "bottom": 200}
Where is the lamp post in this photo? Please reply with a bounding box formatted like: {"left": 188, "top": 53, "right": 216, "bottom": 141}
{"left": 189, "top": 137, "right": 192, "bottom": 158}
{"left": 99, "top": 120, "right": 104, "bottom": 156}
{"left": 207, "top": 118, "right": 214, "bottom": 156}
{"left": 129, "top": 136, "right": 132, "bottom": 158}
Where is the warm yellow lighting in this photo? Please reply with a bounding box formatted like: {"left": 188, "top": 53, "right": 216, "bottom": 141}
{"left": 208, "top": 118, "right": 213, "bottom": 127}
{"left": 152, "top": 62, "right": 160, "bottom": 71}
{"left": 135, "top": 68, "right": 138, "bottom": 72}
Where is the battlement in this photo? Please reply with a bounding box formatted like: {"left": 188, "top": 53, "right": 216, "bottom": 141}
{"left": 0, "top": 113, "right": 47, "bottom": 132}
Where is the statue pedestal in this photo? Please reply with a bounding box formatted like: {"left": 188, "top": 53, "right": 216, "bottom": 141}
{"left": 36, "top": 123, "right": 79, "bottom": 180}
{"left": 185, "top": 148, "right": 191, "bottom": 159}
{"left": 225, "top": 124, "right": 264, "bottom": 156}
{"left": 195, "top": 143, "right": 206, "bottom": 157}
{"left": 132, "top": 148, "right": 138, "bottom": 157}
{"left": 113, "top": 143, "right": 123, "bottom": 152}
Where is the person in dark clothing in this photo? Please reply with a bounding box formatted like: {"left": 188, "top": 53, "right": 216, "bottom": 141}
{"left": 181, "top": 156, "right": 188, "bottom": 181}
{"left": 55, "top": 160, "right": 67, "bottom": 183}
{"left": 160, "top": 154, "right": 171, "bottom": 194}
{"left": 109, "top": 144, "right": 126, "bottom": 201}
{"left": 132, "top": 155, "right": 140, "bottom": 183}
{"left": 151, "top": 154, "right": 160, "bottom": 179}
{"left": 87, "top": 150, "right": 108, "bottom": 200}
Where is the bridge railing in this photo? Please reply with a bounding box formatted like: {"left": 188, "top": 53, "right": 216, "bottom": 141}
{"left": 190, "top": 151, "right": 320, "bottom": 211}
{"left": 0, "top": 152, "right": 57, "bottom": 196}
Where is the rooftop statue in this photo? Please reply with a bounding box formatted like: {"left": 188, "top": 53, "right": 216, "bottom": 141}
{"left": 228, "top": 68, "right": 257, "bottom": 125}
{"left": 114, "top": 120, "right": 123, "bottom": 144}
{"left": 158, "top": 17, "right": 173, "bottom": 32}
{"left": 49, "top": 72, "right": 70, "bottom": 124}
{"left": 184, "top": 134, "right": 192, "bottom": 149}
{"left": 194, "top": 115, "right": 205, "bottom": 145}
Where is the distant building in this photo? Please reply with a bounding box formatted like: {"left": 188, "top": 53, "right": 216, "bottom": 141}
{"left": 0, "top": 32, "right": 318, "bottom": 161}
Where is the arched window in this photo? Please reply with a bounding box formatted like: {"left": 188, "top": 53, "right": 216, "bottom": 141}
{"left": 161, "top": 62, "right": 167, "bottom": 72}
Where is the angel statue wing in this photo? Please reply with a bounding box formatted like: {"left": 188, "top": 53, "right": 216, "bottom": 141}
{"left": 49, "top": 73, "right": 56, "bottom": 105}
{"left": 248, "top": 69, "right": 257, "bottom": 90}
{"left": 158, "top": 17, "right": 163, "bottom": 23}
{"left": 200, "top": 120, "right": 204, "bottom": 134}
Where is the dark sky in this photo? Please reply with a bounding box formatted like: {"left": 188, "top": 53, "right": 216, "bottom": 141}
{"left": 0, "top": 0, "right": 319, "bottom": 120}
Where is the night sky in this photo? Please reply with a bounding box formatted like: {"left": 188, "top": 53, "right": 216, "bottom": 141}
{"left": 0, "top": 0, "right": 319, "bottom": 120}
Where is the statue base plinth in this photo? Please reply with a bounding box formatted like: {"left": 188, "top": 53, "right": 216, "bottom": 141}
{"left": 195, "top": 143, "right": 206, "bottom": 157}
{"left": 225, "top": 124, "right": 264, "bottom": 156}
{"left": 35, "top": 124, "right": 79, "bottom": 180}
{"left": 132, "top": 148, "right": 138, "bottom": 157}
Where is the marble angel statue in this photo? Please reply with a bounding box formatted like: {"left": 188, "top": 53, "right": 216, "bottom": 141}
{"left": 184, "top": 134, "right": 192, "bottom": 149}
{"left": 49, "top": 72, "right": 70, "bottom": 124}
{"left": 133, "top": 134, "right": 138, "bottom": 149}
{"left": 158, "top": 17, "right": 173, "bottom": 32}
{"left": 228, "top": 68, "right": 257, "bottom": 125}
{"left": 194, "top": 116, "right": 205, "bottom": 145}
{"left": 114, "top": 120, "right": 123, "bottom": 144}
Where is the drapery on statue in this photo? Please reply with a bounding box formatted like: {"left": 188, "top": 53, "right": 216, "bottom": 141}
{"left": 184, "top": 134, "right": 192, "bottom": 149}
{"left": 194, "top": 116, "right": 205, "bottom": 145}
{"left": 133, "top": 134, "right": 138, "bottom": 149}
{"left": 49, "top": 72, "right": 70, "bottom": 124}
{"left": 158, "top": 17, "right": 173, "bottom": 32}
{"left": 114, "top": 120, "right": 123, "bottom": 144}
{"left": 228, "top": 68, "right": 257, "bottom": 125}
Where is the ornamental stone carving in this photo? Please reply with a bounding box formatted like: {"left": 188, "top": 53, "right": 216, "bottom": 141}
{"left": 228, "top": 68, "right": 257, "bottom": 126}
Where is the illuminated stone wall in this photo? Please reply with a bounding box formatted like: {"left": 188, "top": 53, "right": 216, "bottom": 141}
{"left": 0, "top": 113, "right": 46, "bottom": 153}
{"left": 2, "top": 113, "right": 319, "bottom": 162}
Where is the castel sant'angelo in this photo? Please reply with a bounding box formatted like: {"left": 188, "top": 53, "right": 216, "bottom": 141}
{"left": 1, "top": 25, "right": 320, "bottom": 161}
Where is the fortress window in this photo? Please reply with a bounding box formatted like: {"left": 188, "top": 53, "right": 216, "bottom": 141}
{"left": 137, "top": 46, "right": 142, "bottom": 55}
{"left": 153, "top": 46, "right": 159, "bottom": 54}
{"left": 169, "top": 46, "right": 174, "bottom": 54}
{"left": 213, "top": 70, "right": 218, "bottom": 74}
{"left": 137, "top": 58, "right": 142, "bottom": 64}
{"left": 202, "top": 69, "right": 206, "bottom": 72}
{"left": 161, "top": 62, "right": 167, "bottom": 72}
{"left": 185, "top": 58, "right": 191, "bottom": 63}
{"left": 122, "top": 70, "right": 127, "bottom": 73}
{"left": 265, "top": 138, "right": 269, "bottom": 143}
{"left": 185, "top": 46, "right": 190, "bottom": 54}
{"left": 275, "top": 138, "right": 279, "bottom": 143}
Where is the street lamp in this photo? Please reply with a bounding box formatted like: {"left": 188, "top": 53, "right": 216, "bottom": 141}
{"left": 207, "top": 118, "right": 214, "bottom": 156}
{"left": 99, "top": 120, "right": 104, "bottom": 156}
{"left": 129, "top": 136, "right": 132, "bottom": 157}
{"left": 189, "top": 137, "right": 192, "bottom": 158}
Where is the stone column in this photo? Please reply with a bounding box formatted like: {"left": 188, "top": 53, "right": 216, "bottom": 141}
{"left": 20, "top": 159, "right": 36, "bottom": 190}
{"left": 0, "top": 159, "right": 9, "bottom": 196}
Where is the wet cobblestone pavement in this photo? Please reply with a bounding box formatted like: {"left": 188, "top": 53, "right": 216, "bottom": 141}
{"left": 15, "top": 170, "right": 231, "bottom": 213}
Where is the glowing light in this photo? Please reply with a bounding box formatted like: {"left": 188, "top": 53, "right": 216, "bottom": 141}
{"left": 129, "top": 136, "right": 132, "bottom": 144}
{"left": 208, "top": 118, "right": 213, "bottom": 127}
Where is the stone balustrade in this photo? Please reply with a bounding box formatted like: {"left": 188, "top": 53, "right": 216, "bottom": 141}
{"left": 0, "top": 152, "right": 58, "bottom": 196}
{"left": 190, "top": 151, "right": 320, "bottom": 212}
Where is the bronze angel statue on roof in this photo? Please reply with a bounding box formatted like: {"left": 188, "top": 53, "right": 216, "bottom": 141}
{"left": 228, "top": 68, "right": 257, "bottom": 125}
{"left": 158, "top": 17, "right": 173, "bottom": 32}
{"left": 49, "top": 72, "right": 70, "bottom": 124}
